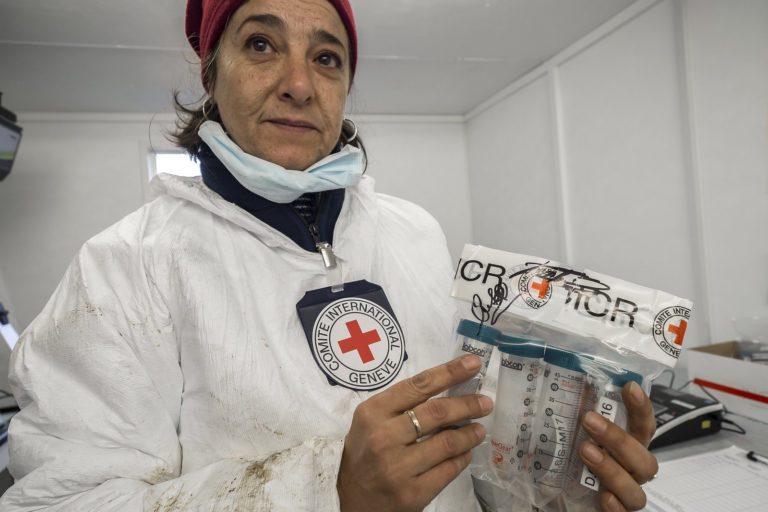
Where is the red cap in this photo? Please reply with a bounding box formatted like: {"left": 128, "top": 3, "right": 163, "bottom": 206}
{"left": 186, "top": 0, "right": 357, "bottom": 89}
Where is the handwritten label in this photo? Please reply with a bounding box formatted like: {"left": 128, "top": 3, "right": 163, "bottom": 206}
{"left": 580, "top": 396, "right": 619, "bottom": 490}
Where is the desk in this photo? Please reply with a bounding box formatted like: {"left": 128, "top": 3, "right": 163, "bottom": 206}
{"left": 642, "top": 412, "right": 768, "bottom": 511}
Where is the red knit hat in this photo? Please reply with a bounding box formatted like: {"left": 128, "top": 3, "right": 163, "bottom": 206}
{"left": 186, "top": 0, "right": 357, "bottom": 89}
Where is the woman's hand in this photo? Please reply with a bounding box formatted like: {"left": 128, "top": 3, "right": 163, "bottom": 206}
{"left": 337, "top": 355, "right": 493, "bottom": 512}
{"left": 578, "top": 382, "right": 659, "bottom": 511}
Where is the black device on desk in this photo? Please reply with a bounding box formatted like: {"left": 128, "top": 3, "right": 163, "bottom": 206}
{"left": 648, "top": 384, "right": 725, "bottom": 450}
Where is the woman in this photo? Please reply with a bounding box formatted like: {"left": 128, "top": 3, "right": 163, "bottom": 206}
{"left": 1, "top": 0, "right": 657, "bottom": 510}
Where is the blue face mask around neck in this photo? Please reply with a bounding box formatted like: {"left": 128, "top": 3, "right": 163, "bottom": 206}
{"left": 198, "top": 120, "right": 364, "bottom": 204}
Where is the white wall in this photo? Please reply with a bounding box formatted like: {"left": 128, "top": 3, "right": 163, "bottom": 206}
{"left": 465, "top": 75, "right": 563, "bottom": 260}
{"left": 684, "top": 0, "right": 768, "bottom": 342}
{"left": 0, "top": 269, "right": 14, "bottom": 324}
{"left": 465, "top": 0, "right": 768, "bottom": 347}
{"left": 0, "top": 116, "right": 153, "bottom": 329}
{"left": 0, "top": 266, "right": 15, "bottom": 397}
{"left": 357, "top": 116, "right": 472, "bottom": 259}
{"left": 0, "top": 114, "right": 471, "bottom": 329}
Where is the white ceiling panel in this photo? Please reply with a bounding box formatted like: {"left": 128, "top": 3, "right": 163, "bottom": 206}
{"left": 354, "top": 0, "right": 635, "bottom": 59}
{"left": 349, "top": 55, "right": 540, "bottom": 115}
{"left": 0, "top": 44, "right": 202, "bottom": 113}
{"left": 0, "top": 0, "right": 187, "bottom": 48}
{"left": 0, "top": 0, "right": 638, "bottom": 114}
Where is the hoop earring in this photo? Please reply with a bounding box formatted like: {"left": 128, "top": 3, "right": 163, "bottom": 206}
{"left": 344, "top": 118, "right": 358, "bottom": 143}
{"left": 202, "top": 100, "right": 213, "bottom": 121}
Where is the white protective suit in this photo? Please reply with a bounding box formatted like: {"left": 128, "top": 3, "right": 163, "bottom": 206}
{"left": 1, "top": 174, "right": 478, "bottom": 511}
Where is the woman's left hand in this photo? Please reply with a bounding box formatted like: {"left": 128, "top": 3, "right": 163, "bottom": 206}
{"left": 578, "top": 381, "right": 659, "bottom": 512}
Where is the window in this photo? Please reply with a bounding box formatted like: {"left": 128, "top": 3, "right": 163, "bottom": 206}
{"left": 152, "top": 150, "right": 201, "bottom": 178}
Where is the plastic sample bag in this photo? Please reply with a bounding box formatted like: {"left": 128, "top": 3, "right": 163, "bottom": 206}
{"left": 448, "top": 245, "right": 693, "bottom": 512}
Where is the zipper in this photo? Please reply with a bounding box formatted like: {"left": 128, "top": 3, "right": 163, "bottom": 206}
{"left": 291, "top": 193, "right": 337, "bottom": 270}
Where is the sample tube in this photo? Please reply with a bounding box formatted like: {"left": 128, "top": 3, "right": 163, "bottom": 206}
{"left": 564, "top": 362, "right": 643, "bottom": 505}
{"left": 489, "top": 334, "right": 545, "bottom": 482}
{"left": 446, "top": 319, "right": 500, "bottom": 398}
{"left": 530, "top": 347, "right": 588, "bottom": 504}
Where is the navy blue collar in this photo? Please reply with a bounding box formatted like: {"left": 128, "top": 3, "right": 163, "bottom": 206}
{"left": 198, "top": 143, "right": 345, "bottom": 252}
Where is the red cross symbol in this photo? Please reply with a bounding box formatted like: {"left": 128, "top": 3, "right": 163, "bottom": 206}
{"left": 531, "top": 278, "right": 550, "bottom": 299}
{"left": 338, "top": 320, "right": 381, "bottom": 364}
{"left": 668, "top": 319, "right": 687, "bottom": 346}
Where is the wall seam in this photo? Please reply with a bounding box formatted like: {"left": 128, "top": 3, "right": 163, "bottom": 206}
{"left": 674, "top": 0, "right": 713, "bottom": 344}
{"left": 547, "top": 67, "right": 574, "bottom": 264}
{"left": 465, "top": 0, "right": 663, "bottom": 122}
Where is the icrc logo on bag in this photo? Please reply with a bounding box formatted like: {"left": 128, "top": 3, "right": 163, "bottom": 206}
{"left": 311, "top": 297, "right": 405, "bottom": 391}
{"left": 518, "top": 267, "right": 553, "bottom": 309}
{"left": 652, "top": 306, "right": 690, "bottom": 359}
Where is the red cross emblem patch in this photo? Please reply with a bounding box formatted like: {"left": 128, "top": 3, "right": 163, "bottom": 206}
{"left": 309, "top": 297, "right": 405, "bottom": 391}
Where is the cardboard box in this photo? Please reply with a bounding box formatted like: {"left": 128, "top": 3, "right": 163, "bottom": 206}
{"left": 687, "top": 341, "right": 768, "bottom": 422}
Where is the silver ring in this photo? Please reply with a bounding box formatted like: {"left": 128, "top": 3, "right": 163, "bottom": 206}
{"left": 405, "top": 409, "right": 423, "bottom": 439}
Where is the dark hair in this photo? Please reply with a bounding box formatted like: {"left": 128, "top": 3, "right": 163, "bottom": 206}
{"left": 170, "top": 42, "right": 366, "bottom": 168}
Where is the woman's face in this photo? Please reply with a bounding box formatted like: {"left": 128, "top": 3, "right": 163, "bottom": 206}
{"left": 212, "top": 0, "right": 350, "bottom": 170}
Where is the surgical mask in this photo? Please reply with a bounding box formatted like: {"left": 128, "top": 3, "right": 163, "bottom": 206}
{"left": 198, "top": 120, "right": 363, "bottom": 204}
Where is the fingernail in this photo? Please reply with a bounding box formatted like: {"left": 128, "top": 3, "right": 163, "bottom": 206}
{"left": 605, "top": 494, "right": 622, "bottom": 512}
{"left": 583, "top": 411, "right": 607, "bottom": 433}
{"left": 630, "top": 381, "right": 645, "bottom": 404}
{"left": 461, "top": 354, "right": 480, "bottom": 371}
{"left": 582, "top": 442, "right": 604, "bottom": 464}
{"left": 473, "top": 423, "right": 486, "bottom": 441}
{"left": 478, "top": 395, "right": 493, "bottom": 414}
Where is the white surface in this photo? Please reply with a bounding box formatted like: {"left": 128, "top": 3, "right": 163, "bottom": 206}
{"left": 683, "top": 0, "right": 768, "bottom": 341}
{"left": 0, "top": 119, "right": 151, "bottom": 329}
{"left": 556, "top": 0, "right": 696, "bottom": 296}
{"left": 643, "top": 445, "right": 768, "bottom": 511}
{"left": 687, "top": 348, "right": 768, "bottom": 423}
{"left": 154, "top": 152, "right": 201, "bottom": 178}
{"left": 465, "top": 75, "right": 563, "bottom": 260}
{"left": 646, "top": 413, "right": 768, "bottom": 511}
{"left": 0, "top": 279, "right": 14, "bottom": 396}
{"left": 0, "top": 272, "right": 16, "bottom": 339}
{"left": 0, "top": 0, "right": 636, "bottom": 115}
{"left": 0, "top": 324, "right": 17, "bottom": 351}
{"left": 357, "top": 118, "right": 473, "bottom": 260}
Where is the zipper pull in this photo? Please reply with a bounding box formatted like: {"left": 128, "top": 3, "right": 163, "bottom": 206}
{"left": 307, "top": 223, "right": 337, "bottom": 269}
{"left": 306, "top": 220, "right": 342, "bottom": 290}
{"left": 316, "top": 242, "right": 337, "bottom": 270}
